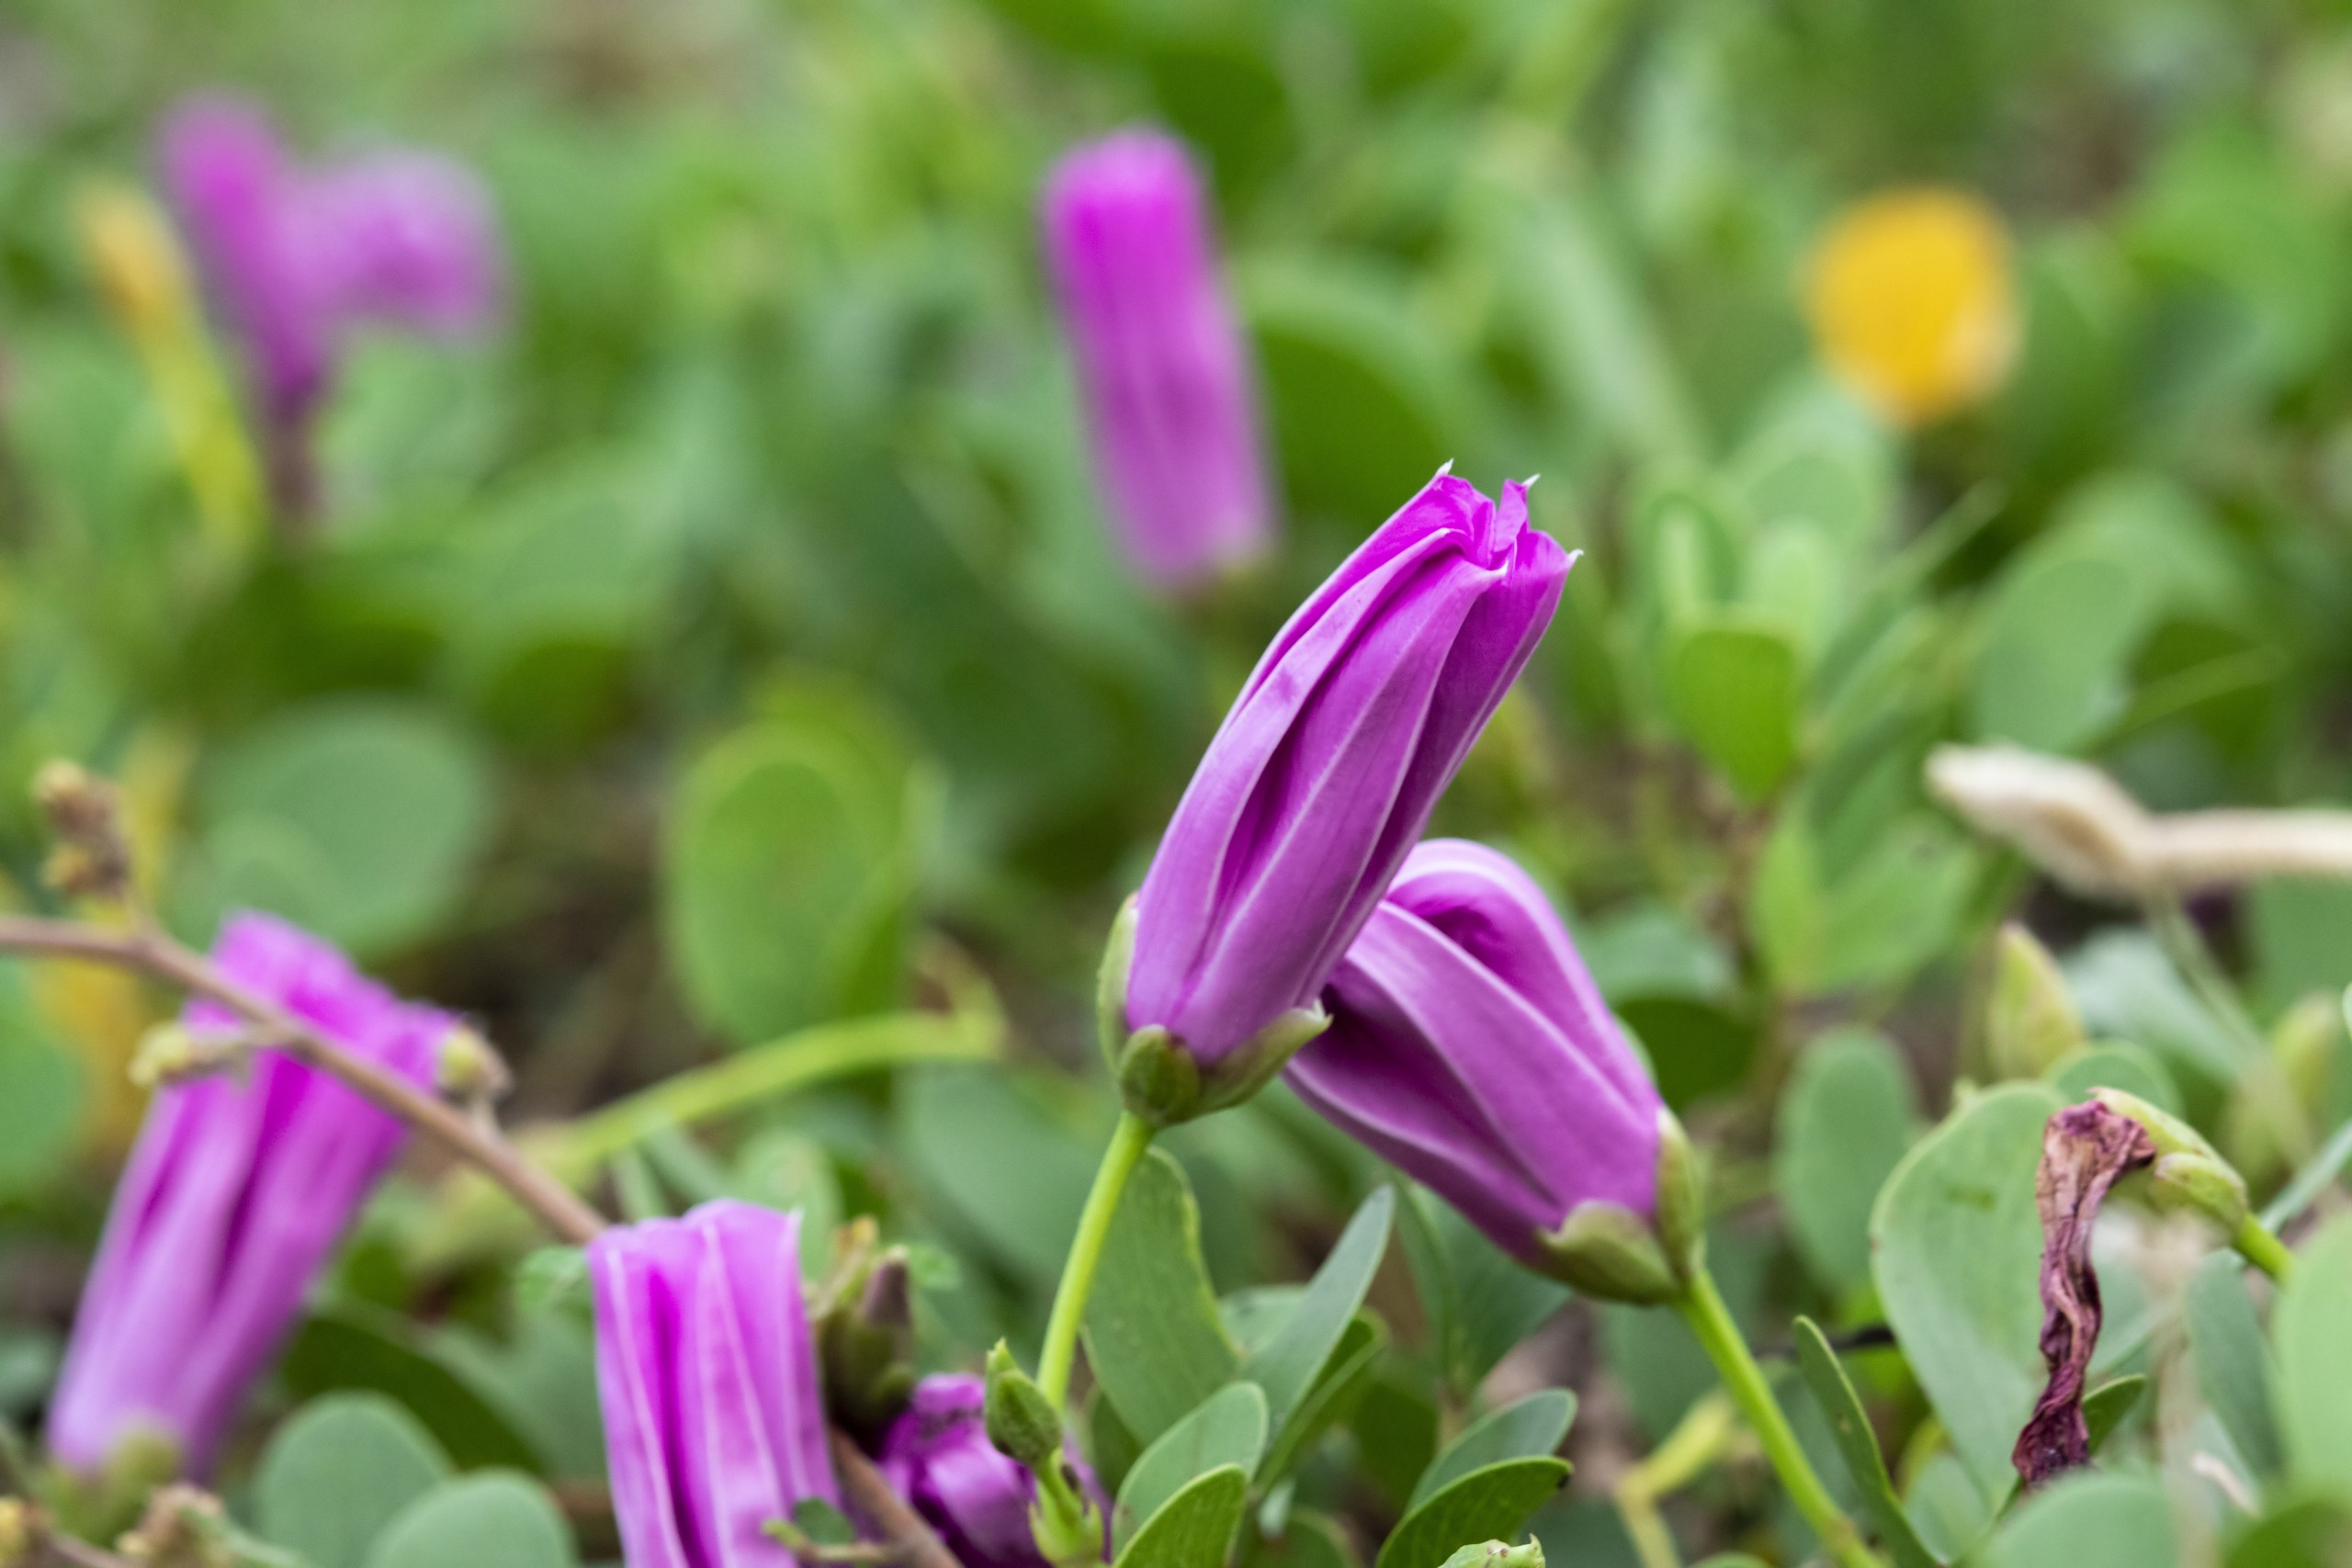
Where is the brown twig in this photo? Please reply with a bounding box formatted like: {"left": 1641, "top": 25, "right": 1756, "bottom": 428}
{"left": 831, "top": 1429, "right": 959, "bottom": 1568}
{"left": 42, "top": 1534, "right": 137, "bottom": 1568}
{"left": 0, "top": 917, "right": 605, "bottom": 1246}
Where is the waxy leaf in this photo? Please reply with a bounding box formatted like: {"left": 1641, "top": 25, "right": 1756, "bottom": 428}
{"left": 1112, "top": 1464, "right": 1250, "bottom": 1568}
{"left": 1871, "top": 1082, "right": 2060, "bottom": 1497}
{"left": 362, "top": 1473, "right": 577, "bottom": 1568}
{"left": 1243, "top": 1187, "right": 1393, "bottom": 1438}
{"left": 1088, "top": 1150, "right": 1242, "bottom": 1446}
{"left": 256, "top": 1393, "right": 452, "bottom": 1568}
{"left": 1396, "top": 1185, "right": 1568, "bottom": 1395}
{"left": 283, "top": 1303, "right": 542, "bottom": 1473}
{"left": 2186, "top": 1251, "right": 2282, "bottom": 1481}
{"left": 1776, "top": 1031, "right": 1917, "bottom": 1295}
{"left": 2080, "top": 1374, "right": 2146, "bottom": 1453}
{"left": 1789, "top": 1319, "right": 1936, "bottom": 1568}
{"left": 1115, "top": 1383, "right": 1268, "bottom": 1553}
{"left": 1373, "top": 1458, "right": 1569, "bottom": 1568}
{"left": 1977, "top": 1472, "right": 2173, "bottom": 1568}
{"left": 2275, "top": 1213, "right": 2352, "bottom": 1504}
{"left": 1666, "top": 615, "right": 1802, "bottom": 800}
{"left": 1408, "top": 1391, "right": 1577, "bottom": 1512}
{"left": 1257, "top": 1313, "right": 1385, "bottom": 1484}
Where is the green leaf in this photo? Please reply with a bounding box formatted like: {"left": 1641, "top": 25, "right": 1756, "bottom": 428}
{"left": 1789, "top": 1320, "right": 1937, "bottom": 1568}
{"left": 2080, "top": 1373, "right": 2146, "bottom": 1452}
{"left": 1373, "top": 1458, "right": 1570, "bottom": 1568}
{"left": 1114, "top": 1383, "right": 1269, "bottom": 1553}
{"left": 1396, "top": 1187, "right": 1571, "bottom": 1396}
{"left": 1775, "top": 1031, "right": 1918, "bottom": 1295}
{"left": 256, "top": 1394, "right": 452, "bottom": 1568}
{"left": 187, "top": 700, "right": 493, "bottom": 956}
{"left": 1111, "top": 1464, "right": 1250, "bottom": 1568}
{"left": 1408, "top": 1392, "right": 1577, "bottom": 1513}
{"left": 1665, "top": 615, "right": 1802, "bottom": 800}
{"left": 2044, "top": 1043, "right": 2182, "bottom": 1116}
{"left": 0, "top": 967, "right": 85, "bottom": 1199}
{"left": 1256, "top": 1314, "right": 1386, "bottom": 1485}
{"left": 1243, "top": 1188, "right": 1394, "bottom": 1437}
{"left": 1871, "top": 1082, "right": 2062, "bottom": 1498}
{"left": 2224, "top": 1499, "right": 2352, "bottom": 1568}
{"left": 1087, "top": 1151, "right": 1243, "bottom": 1446}
{"left": 282, "top": 1303, "right": 543, "bottom": 1473}
{"left": 2275, "top": 1213, "right": 2352, "bottom": 1505}
{"left": 361, "top": 1473, "right": 578, "bottom": 1568}
{"left": 1244, "top": 265, "right": 1456, "bottom": 525}
{"left": 1972, "top": 552, "right": 2153, "bottom": 752}
{"left": 2187, "top": 1251, "right": 2283, "bottom": 1482}
{"left": 896, "top": 1066, "right": 1096, "bottom": 1286}
{"left": 664, "top": 694, "right": 933, "bottom": 1043}
{"left": 1977, "top": 1472, "right": 2174, "bottom": 1568}
{"left": 1904, "top": 1450, "right": 1992, "bottom": 1563}
{"left": 2248, "top": 879, "right": 2352, "bottom": 1016}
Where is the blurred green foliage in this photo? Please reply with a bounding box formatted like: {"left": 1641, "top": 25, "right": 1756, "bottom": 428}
{"left": 6, "top": 0, "right": 2352, "bottom": 1563}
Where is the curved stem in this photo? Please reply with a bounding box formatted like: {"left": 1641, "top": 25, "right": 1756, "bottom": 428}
{"left": 1036, "top": 1111, "right": 1155, "bottom": 1411}
{"left": 1674, "top": 1269, "right": 1883, "bottom": 1568}
{"left": 0, "top": 915, "right": 605, "bottom": 1244}
{"left": 2232, "top": 1213, "right": 2296, "bottom": 1285}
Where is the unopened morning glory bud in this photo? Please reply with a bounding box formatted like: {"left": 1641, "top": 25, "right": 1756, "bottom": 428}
{"left": 881, "top": 1375, "right": 1105, "bottom": 1568}
{"left": 47, "top": 913, "right": 448, "bottom": 1474}
{"left": 591, "top": 1201, "right": 840, "bottom": 1568}
{"left": 1286, "top": 840, "right": 1698, "bottom": 1302}
{"left": 1042, "top": 130, "right": 1273, "bottom": 591}
{"left": 157, "top": 95, "right": 503, "bottom": 515}
{"left": 1112, "top": 474, "right": 1571, "bottom": 1125}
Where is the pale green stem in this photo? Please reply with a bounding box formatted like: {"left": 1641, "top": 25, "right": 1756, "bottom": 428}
{"left": 2232, "top": 1213, "right": 2296, "bottom": 1285}
{"left": 564, "top": 1010, "right": 998, "bottom": 1165}
{"left": 1037, "top": 1111, "right": 1156, "bottom": 1411}
{"left": 1674, "top": 1269, "right": 1883, "bottom": 1568}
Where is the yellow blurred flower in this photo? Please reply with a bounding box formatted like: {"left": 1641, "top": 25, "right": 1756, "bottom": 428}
{"left": 1803, "top": 186, "right": 2019, "bottom": 427}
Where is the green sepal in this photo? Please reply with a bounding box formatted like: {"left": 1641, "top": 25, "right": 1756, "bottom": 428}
{"left": 1096, "top": 897, "right": 1140, "bottom": 1076}
{"left": 2091, "top": 1087, "right": 2251, "bottom": 1231}
{"left": 1112, "top": 1006, "right": 1329, "bottom": 1129}
{"left": 1536, "top": 1111, "right": 1704, "bottom": 1304}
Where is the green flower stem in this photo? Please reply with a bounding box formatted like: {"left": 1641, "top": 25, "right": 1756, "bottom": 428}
{"left": 1674, "top": 1268, "right": 1883, "bottom": 1568}
{"left": 2232, "top": 1213, "right": 2297, "bottom": 1284}
{"left": 564, "top": 1010, "right": 1001, "bottom": 1165}
{"left": 1037, "top": 1110, "right": 1156, "bottom": 1411}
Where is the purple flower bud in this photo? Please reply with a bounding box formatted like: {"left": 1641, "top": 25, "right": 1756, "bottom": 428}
{"left": 47, "top": 913, "right": 447, "bottom": 1473}
{"left": 1285, "top": 840, "right": 1674, "bottom": 1286}
{"left": 1042, "top": 130, "right": 1274, "bottom": 590}
{"left": 591, "top": 1201, "right": 839, "bottom": 1568}
{"left": 156, "top": 94, "right": 505, "bottom": 515}
{"left": 297, "top": 152, "right": 505, "bottom": 336}
{"left": 1118, "top": 474, "right": 1570, "bottom": 1113}
{"left": 877, "top": 1375, "right": 1092, "bottom": 1568}
{"left": 160, "top": 97, "right": 332, "bottom": 434}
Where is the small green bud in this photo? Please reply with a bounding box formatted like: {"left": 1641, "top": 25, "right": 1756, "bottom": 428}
{"left": 434, "top": 1025, "right": 511, "bottom": 1106}
{"left": 982, "top": 1343, "right": 1063, "bottom": 1472}
{"left": 1986, "top": 923, "right": 2085, "bottom": 1079}
{"left": 118, "top": 1484, "right": 233, "bottom": 1568}
{"left": 819, "top": 1240, "right": 917, "bottom": 1444}
{"left": 2090, "top": 1088, "right": 2251, "bottom": 1231}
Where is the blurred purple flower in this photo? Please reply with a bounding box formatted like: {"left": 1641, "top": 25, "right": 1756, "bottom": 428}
{"left": 1042, "top": 130, "right": 1273, "bottom": 590}
{"left": 156, "top": 95, "right": 503, "bottom": 515}
{"left": 1120, "top": 472, "right": 1569, "bottom": 1106}
{"left": 878, "top": 1374, "right": 1103, "bottom": 1568}
{"left": 592, "top": 1201, "right": 840, "bottom": 1568}
{"left": 1286, "top": 839, "right": 1667, "bottom": 1270}
{"left": 46, "top": 913, "right": 447, "bottom": 1473}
